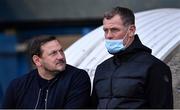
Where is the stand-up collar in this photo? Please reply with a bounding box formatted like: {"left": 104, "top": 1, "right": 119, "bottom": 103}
{"left": 113, "top": 34, "right": 152, "bottom": 64}
{"left": 115, "top": 34, "right": 152, "bottom": 57}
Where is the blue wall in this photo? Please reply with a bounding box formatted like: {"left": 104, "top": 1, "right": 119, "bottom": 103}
{"left": 0, "top": 35, "right": 18, "bottom": 104}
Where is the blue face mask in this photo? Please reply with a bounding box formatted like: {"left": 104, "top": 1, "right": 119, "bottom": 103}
{"left": 105, "top": 28, "right": 129, "bottom": 54}
{"left": 105, "top": 39, "right": 125, "bottom": 54}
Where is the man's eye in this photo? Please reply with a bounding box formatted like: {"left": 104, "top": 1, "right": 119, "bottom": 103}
{"left": 50, "top": 51, "right": 57, "bottom": 55}
{"left": 103, "top": 29, "right": 108, "bottom": 33}
{"left": 111, "top": 28, "right": 119, "bottom": 33}
{"left": 59, "top": 50, "right": 64, "bottom": 54}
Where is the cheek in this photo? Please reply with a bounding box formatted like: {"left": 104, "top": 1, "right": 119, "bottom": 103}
{"left": 115, "top": 33, "right": 124, "bottom": 39}
{"left": 44, "top": 58, "right": 55, "bottom": 64}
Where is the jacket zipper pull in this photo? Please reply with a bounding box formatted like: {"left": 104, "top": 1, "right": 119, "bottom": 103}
{"left": 34, "top": 88, "right": 42, "bottom": 110}
{"left": 45, "top": 89, "right": 49, "bottom": 109}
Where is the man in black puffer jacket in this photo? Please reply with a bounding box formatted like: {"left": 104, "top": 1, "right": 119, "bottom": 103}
{"left": 2, "top": 36, "right": 91, "bottom": 109}
{"left": 91, "top": 7, "right": 173, "bottom": 109}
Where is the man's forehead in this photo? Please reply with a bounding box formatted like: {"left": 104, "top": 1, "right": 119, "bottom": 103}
{"left": 103, "top": 15, "right": 123, "bottom": 25}
{"left": 103, "top": 21, "right": 123, "bottom": 29}
{"left": 103, "top": 14, "right": 122, "bottom": 21}
{"left": 41, "top": 40, "right": 62, "bottom": 49}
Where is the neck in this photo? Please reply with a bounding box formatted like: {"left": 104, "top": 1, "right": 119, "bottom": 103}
{"left": 37, "top": 68, "right": 56, "bottom": 80}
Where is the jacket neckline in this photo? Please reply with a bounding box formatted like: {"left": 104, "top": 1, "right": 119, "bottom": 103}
{"left": 113, "top": 34, "right": 152, "bottom": 64}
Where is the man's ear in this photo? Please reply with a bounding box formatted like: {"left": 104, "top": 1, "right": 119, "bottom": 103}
{"left": 32, "top": 55, "right": 41, "bottom": 66}
{"left": 129, "top": 25, "right": 136, "bottom": 37}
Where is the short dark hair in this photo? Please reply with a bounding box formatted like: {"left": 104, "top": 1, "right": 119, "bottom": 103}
{"left": 104, "top": 7, "right": 135, "bottom": 26}
{"left": 27, "top": 35, "right": 57, "bottom": 63}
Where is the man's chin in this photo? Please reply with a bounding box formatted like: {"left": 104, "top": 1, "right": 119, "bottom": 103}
{"left": 53, "top": 68, "right": 65, "bottom": 75}
{"left": 56, "top": 65, "right": 66, "bottom": 72}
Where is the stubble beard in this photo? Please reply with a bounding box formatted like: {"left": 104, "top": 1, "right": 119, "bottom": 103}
{"left": 44, "top": 62, "right": 66, "bottom": 77}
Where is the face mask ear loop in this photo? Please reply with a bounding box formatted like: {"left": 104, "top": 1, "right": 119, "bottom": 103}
{"left": 122, "top": 27, "right": 130, "bottom": 47}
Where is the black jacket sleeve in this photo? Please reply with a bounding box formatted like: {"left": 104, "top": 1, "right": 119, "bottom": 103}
{"left": 64, "top": 70, "right": 91, "bottom": 108}
{"left": 146, "top": 62, "right": 173, "bottom": 108}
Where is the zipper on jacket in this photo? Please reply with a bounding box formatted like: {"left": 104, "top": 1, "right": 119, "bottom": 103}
{"left": 106, "top": 66, "right": 119, "bottom": 108}
{"left": 44, "top": 78, "right": 57, "bottom": 109}
{"left": 34, "top": 88, "right": 42, "bottom": 109}
{"left": 34, "top": 77, "right": 58, "bottom": 109}
{"left": 45, "top": 89, "right": 49, "bottom": 110}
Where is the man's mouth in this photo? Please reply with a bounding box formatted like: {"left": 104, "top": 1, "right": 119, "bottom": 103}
{"left": 56, "top": 60, "right": 65, "bottom": 65}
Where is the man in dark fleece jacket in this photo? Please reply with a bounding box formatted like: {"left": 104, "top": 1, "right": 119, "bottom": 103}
{"left": 91, "top": 7, "right": 173, "bottom": 109}
{"left": 2, "top": 36, "right": 91, "bottom": 109}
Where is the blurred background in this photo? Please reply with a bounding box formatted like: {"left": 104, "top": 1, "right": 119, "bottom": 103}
{"left": 0, "top": 0, "right": 180, "bottom": 107}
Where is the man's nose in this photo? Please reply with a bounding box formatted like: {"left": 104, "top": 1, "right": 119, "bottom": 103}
{"left": 105, "top": 31, "right": 113, "bottom": 39}
{"left": 57, "top": 52, "right": 64, "bottom": 59}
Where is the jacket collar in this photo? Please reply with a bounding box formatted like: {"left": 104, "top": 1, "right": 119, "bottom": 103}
{"left": 113, "top": 34, "right": 152, "bottom": 63}
{"left": 30, "top": 69, "right": 61, "bottom": 89}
